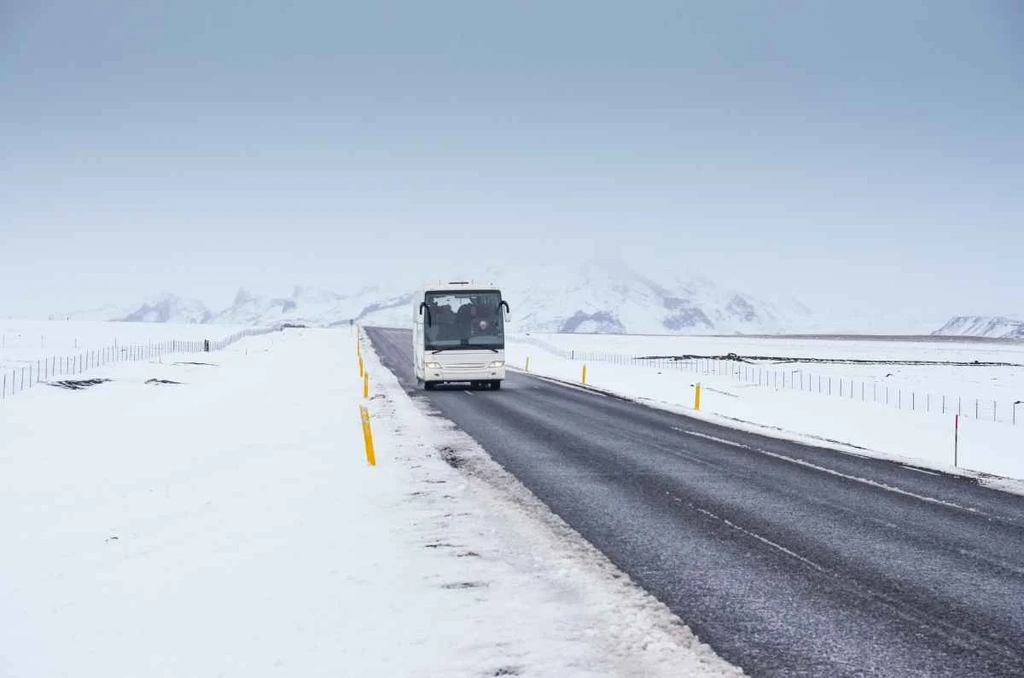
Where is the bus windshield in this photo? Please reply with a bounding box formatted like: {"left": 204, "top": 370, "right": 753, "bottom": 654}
{"left": 422, "top": 290, "right": 505, "bottom": 350}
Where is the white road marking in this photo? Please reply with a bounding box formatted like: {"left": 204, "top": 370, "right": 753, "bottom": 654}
{"left": 672, "top": 428, "right": 984, "bottom": 516}
{"left": 693, "top": 505, "right": 824, "bottom": 571}
{"left": 901, "top": 465, "right": 940, "bottom": 476}
{"left": 516, "top": 371, "right": 609, "bottom": 397}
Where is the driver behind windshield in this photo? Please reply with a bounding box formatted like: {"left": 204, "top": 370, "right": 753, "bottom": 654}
{"left": 454, "top": 298, "right": 496, "bottom": 337}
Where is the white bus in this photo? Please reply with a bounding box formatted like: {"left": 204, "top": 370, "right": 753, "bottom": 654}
{"left": 413, "top": 281, "right": 510, "bottom": 390}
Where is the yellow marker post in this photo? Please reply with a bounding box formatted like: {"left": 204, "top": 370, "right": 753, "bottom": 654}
{"left": 359, "top": 356, "right": 364, "bottom": 377}
{"left": 360, "top": 405, "right": 376, "bottom": 466}
{"left": 694, "top": 382, "right": 702, "bottom": 410}
{"left": 525, "top": 356, "right": 530, "bottom": 372}
{"left": 582, "top": 364, "right": 587, "bottom": 384}
{"left": 363, "top": 371, "right": 369, "bottom": 399}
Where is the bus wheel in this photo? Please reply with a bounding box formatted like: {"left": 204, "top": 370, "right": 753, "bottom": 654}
{"left": 490, "top": 380, "right": 501, "bottom": 390}
{"left": 424, "top": 381, "right": 436, "bottom": 391}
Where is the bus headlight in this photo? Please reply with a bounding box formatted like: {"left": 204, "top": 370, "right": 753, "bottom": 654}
{"left": 426, "top": 361, "right": 442, "bottom": 369}
{"left": 489, "top": 361, "right": 504, "bottom": 368}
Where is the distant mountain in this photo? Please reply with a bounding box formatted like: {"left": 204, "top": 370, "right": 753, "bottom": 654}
{"left": 58, "top": 259, "right": 819, "bottom": 334}
{"left": 932, "top": 316, "right": 1024, "bottom": 339}
{"left": 472, "top": 259, "right": 812, "bottom": 335}
{"left": 209, "top": 285, "right": 415, "bottom": 328}
{"left": 119, "top": 293, "right": 213, "bottom": 324}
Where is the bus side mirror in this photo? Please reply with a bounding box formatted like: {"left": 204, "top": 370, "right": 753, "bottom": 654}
{"left": 418, "top": 302, "right": 432, "bottom": 326}
{"left": 500, "top": 300, "right": 510, "bottom": 317}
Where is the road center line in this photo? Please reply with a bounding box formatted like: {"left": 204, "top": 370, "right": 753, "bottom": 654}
{"left": 693, "top": 504, "right": 824, "bottom": 572}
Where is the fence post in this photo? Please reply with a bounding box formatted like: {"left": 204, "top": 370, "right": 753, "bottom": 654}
{"left": 954, "top": 414, "right": 960, "bottom": 467}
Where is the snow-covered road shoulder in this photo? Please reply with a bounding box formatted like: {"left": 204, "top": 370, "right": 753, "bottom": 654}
{"left": 0, "top": 327, "right": 740, "bottom": 677}
{"left": 359, "top": 328, "right": 743, "bottom": 677}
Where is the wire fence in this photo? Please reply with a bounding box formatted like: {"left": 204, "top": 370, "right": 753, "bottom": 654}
{"left": 1, "top": 325, "right": 282, "bottom": 402}
{"left": 511, "top": 335, "right": 1023, "bottom": 425}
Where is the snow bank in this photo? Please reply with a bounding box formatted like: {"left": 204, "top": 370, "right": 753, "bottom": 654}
{"left": 0, "top": 326, "right": 741, "bottom": 677}
{"left": 505, "top": 341, "right": 1024, "bottom": 485}
{"left": 510, "top": 332, "right": 1024, "bottom": 424}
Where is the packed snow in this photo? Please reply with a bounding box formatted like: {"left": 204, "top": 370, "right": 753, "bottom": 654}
{"left": 0, "top": 324, "right": 742, "bottom": 677}
{"left": 0, "top": 319, "right": 247, "bottom": 373}
{"left": 506, "top": 333, "right": 1024, "bottom": 486}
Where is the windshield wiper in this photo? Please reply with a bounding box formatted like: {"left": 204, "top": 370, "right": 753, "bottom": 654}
{"left": 431, "top": 347, "right": 500, "bottom": 354}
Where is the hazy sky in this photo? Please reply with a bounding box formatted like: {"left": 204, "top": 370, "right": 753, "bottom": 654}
{"left": 2, "top": 1, "right": 1022, "bottom": 327}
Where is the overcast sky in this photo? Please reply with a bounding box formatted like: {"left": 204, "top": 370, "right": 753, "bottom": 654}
{"left": 1, "top": 1, "right": 1022, "bottom": 327}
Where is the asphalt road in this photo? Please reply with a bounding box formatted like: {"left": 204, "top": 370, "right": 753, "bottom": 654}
{"left": 367, "top": 327, "right": 1024, "bottom": 677}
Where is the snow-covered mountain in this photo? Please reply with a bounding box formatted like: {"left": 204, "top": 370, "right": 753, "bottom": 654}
{"left": 64, "top": 259, "right": 817, "bottom": 334}
{"left": 452, "top": 259, "right": 812, "bottom": 335}
{"left": 209, "top": 285, "right": 415, "bottom": 328}
{"left": 118, "top": 293, "right": 213, "bottom": 324}
{"left": 932, "top": 316, "right": 1024, "bottom": 339}
{"left": 203, "top": 259, "right": 813, "bottom": 333}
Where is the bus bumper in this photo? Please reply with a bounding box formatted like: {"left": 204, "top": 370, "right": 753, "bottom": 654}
{"left": 426, "top": 366, "right": 505, "bottom": 383}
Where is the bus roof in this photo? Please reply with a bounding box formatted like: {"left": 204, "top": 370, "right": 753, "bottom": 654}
{"left": 420, "top": 280, "right": 501, "bottom": 294}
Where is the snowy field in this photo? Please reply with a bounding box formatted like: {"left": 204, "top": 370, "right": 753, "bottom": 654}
{"left": 506, "top": 334, "right": 1024, "bottom": 487}
{"left": 510, "top": 332, "right": 1024, "bottom": 421}
{"left": 0, "top": 319, "right": 248, "bottom": 373}
{"left": 0, "top": 326, "right": 740, "bottom": 677}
